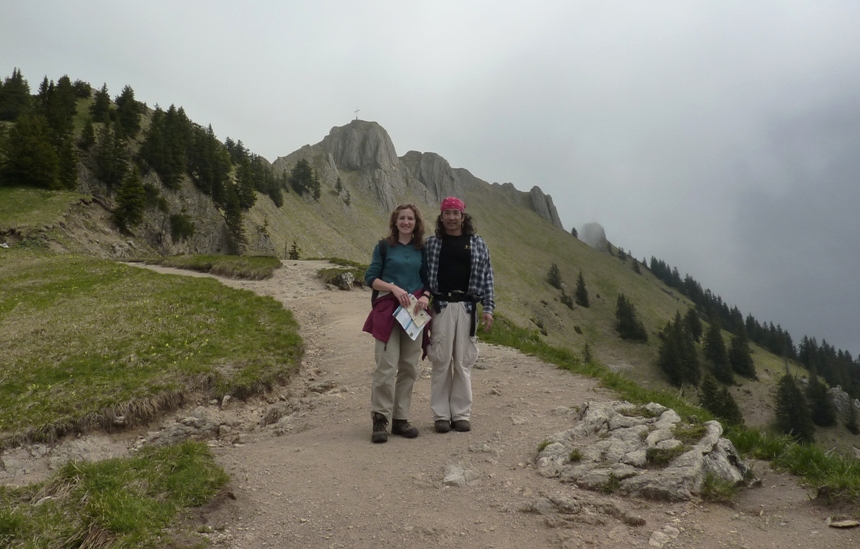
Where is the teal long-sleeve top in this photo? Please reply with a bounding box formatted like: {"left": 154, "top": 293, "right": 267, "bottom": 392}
{"left": 364, "top": 241, "right": 429, "bottom": 294}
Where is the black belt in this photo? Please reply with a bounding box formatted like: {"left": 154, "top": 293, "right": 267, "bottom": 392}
{"left": 432, "top": 292, "right": 479, "bottom": 336}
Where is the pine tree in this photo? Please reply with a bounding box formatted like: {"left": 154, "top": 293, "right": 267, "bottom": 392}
{"left": 615, "top": 294, "right": 648, "bottom": 342}
{"left": 546, "top": 263, "right": 562, "bottom": 289}
{"left": 632, "top": 260, "right": 641, "bottom": 274}
{"left": 704, "top": 320, "right": 733, "bottom": 384}
{"left": 658, "top": 312, "right": 699, "bottom": 386}
{"left": 699, "top": 375, "right": 720, "bottom": 416}
{"left": 717, "top": 386, "right": 745, "bottom": 427}
{"left": 570, "top": 227, "right": 578, "bottom": 238}
{"left": 575, "top": 270, "right": 589, "bottom": 307}
{"left": 90, "top": 83, "right": 111, "bottom": 123}
{"left": 112, "top": 167, "right": 146, "bottom": 232}
{"left": 79, "top": 119, "right": 96, "bottom": 150}
{"left": 805, "top": 374, "right": 836, "bottom": 427}
{"left": 288, "top": 240, "right": 300, "bottom": 260}
{"left": 94, "top": 122, "right": 128, "bottom": 189}
{"left": 728, "top": 328, "right": 756, "bottom": 379}
{"left": 0, "top": 113, "right": 59, "bottom": 188}
{"left": 288, "top": 158, "right": 320, "bottom": 199}
{"left": 57, "top": 135, "right": 78, "bottom": 190}
{"left": 684, "top": 308, "right": 703, "bottom": 343}
{"left": 223, "top": 183, "right": 245, "bottom": 254}
{"left": 775, "top": 374, "right": 815, "bottom": 443}
{"left": 658, "top": 318, "right": 684, "bottom": 386}
{"left": 335, "top": 176, "right": 343, "bottom": 194}
{"left": 114, "top": 85, "right": 142, "bottom": 138}
{"left": 0, "top": 68, "right": 31, "bottom": 121}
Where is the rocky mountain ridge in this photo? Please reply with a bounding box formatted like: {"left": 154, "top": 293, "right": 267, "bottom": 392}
{"left": 272, "top": 120, "right": 564, "bottom": 228}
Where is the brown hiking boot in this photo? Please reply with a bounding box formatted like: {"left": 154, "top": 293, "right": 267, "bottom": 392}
{"left": 392, "top": 419, "right": 419, "bottom": 438}
{"left": 434, "top": 419, "right": 451, "bottom": 433}
{"left": 452, "top": 419, "right": 471, "bottom": 432}
{"left": 371, "top": 413, "right": 388, "bottom": 443}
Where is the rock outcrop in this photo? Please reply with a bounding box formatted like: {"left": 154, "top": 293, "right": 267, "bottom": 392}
{"left": 536, "top": 401, "right": 752, "bottom": 502}
{"left": 580, "top": 222, "right": 608, "bottom": 252}
{"left": 400, "top": 150, "right": 464, "bottom": 203}
{"left": 529, "top": 186, "right": 564, "bottom": 230}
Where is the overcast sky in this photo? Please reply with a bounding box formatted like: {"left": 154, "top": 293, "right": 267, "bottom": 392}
{"left": 3, "top": 1, "right": 859, "bottom": 357}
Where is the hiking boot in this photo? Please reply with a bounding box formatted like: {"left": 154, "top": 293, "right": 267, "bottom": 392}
{"left": 392, "top": 419, "right": 419, "bottom": 438}
{"left": 371, "top": 413, "right": 388, "bottom": 443}
{"left": 452, "top": 419, "right": 471, "bottom": 432}
{"left": 434, "top": 419, "right": 451, "bottom": 433}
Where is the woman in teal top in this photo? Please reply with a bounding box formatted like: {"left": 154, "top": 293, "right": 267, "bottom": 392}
{"left": 362, "top": 204, "right": 430, "bottom": 443}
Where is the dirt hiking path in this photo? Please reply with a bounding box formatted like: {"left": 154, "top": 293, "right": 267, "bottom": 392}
{"left": 5, "top": 260, "right": 856, "bottom": 548}
{"left": 177, "top": 260, "right": 854, "bottom": 549}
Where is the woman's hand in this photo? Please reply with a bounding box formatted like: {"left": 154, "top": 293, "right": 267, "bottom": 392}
{"left": 413, "top": 295, "right": 429, "bottom": 314}
{"left": 391, "top": 285, "right": 410, "bottom": 308}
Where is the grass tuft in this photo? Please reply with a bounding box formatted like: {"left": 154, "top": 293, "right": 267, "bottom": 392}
{"left": 144, "top": 254, "right": 282, "bottom": 280}
{"left": 645, "top": 446, "right": 688, "bottom": 468}
{"left": 700, "top": 472, "right": 738, "bottom": 503}
{"left": 0, "top": 441, "right": 229, "bottom": 548}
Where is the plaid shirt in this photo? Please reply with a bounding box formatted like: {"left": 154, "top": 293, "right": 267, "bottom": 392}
{"left": 425, "top": 234, "right": 495, "bottom": 315}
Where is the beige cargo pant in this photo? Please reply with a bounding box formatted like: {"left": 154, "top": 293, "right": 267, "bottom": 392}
{"left": 428, "top": 303, "right": 478, "bottom": 422}
{"left": 370, "top": 324, "right": 422, "bottom": 423}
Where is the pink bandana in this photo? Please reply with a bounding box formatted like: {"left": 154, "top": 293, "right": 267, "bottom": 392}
{"left": 440, "top": 197, "right": 465, "bottom": 213}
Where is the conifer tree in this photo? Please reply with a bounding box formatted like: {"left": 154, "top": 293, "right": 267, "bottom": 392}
{"left": 546, "top": 263, "right": 562, "bottom": 289}
{"left": 717, "top": 386, "right": 745, "bottom": 427}
{"left": 335, "top": 177, "right": 343, "bottom": 194}
{"left": 805, "top": 374, "right": 836, "bottom": 427}
{"left": 57, "top": 135, "right": 78, "bottom": 190}
{"left": 684, "top": 308, "right": 703, "bottom": 343}
{"left": 575, "top": 270, "right": 589, "bottom": 307}
{"left": 90, "top": 83, "right": 111, "bottom": 123}
{"left": 0, "top": 68, "right": 31, "bottom": 121}
{"left": 704, "top": 320, "right": 733, "bottom": 384}
{"left": 94, "top": 122, "right": 128, "bottom": 189}
{"left": 699, "top": 375, "right": 720, "bottom": 416}
{"left": 0, "top": 113, "right": 59, "bottom": 188}
{"left": 112, "top": 167, "right": 146, "bottom": 232}
{"left": 79, "top": 119, "right": 96, "bottom": 150}
{"left": 632, "top": 260, "right": 641, "bottom": 274}
{"left": 775, "top": 374, "right": 815, "bottom": 443}
{"left": 223, "top": 183, "right": 245, "bottom": 254}
{"left": 570, "top": 227, "right": 578, "bottom": 238}
{"left": 114, "top": 85, "right": 142, "bottom": 138}
{"left": 615, "top": 294, "right": 648, "bottom": 342}
{"left": 728, "top": 328, "right": 756, "bottom": 379}
{"left": 658, "top": 312, "right": 699, "bottom": 386}
{"left": 288, "top": 159, "right": 320, "bottom": 200}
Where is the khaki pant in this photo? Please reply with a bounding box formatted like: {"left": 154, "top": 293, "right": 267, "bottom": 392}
{"left": 371, "top": 324, "right": 422, "bottom": 422}
{"left": 428, "top": 303, "right": 479, "bottom": 422}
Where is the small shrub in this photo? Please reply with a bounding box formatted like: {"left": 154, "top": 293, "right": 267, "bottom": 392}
{"left": 673, "top": 423, "right": 707, "bottom": 445}
{"left": 618, "top": 405, "right": 659, "bottom": 419}
{"left": 568, "top": 448, "right": 583, "bottom": 462}
{"left": 646, "top": 446, "right": 687, "bottom": 467}
{"left": 537, "top": 440, "right": 552, "bottom": 453}
{"left": 600, "top": 473, "right": 621, "bottom": 494}
{"left": 169, "top": 212, "right": 195, "bottom": 243}
{"left": 700, "top": 472, "right": 737, "bottom": 503}
{"left": 288, "top": 240, "right": 300, "bottom": 260}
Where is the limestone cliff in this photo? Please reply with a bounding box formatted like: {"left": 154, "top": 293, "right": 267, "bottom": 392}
{"left": 529, "top": 186, "right": 564, "bottom": 230}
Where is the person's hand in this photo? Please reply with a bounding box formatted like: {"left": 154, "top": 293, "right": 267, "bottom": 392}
{"left": 391, "top": 285, "right": 410, "bottom": 308}
{"left": 482, "top": 313, "right": 493, "bottom": 332}
{"left": 413, "top": 295, "right": 429, "bottom": 315}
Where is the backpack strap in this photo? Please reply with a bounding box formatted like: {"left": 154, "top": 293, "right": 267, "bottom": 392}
{"left": 371, "top": 239, "right": 389, "bottom": 304}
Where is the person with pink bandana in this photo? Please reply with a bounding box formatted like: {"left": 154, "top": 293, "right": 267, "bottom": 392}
{"left": 425, "top": 197, "right": 495, "bottom": 433}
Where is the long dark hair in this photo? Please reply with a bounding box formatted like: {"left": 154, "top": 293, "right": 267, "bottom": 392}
{"left": 386, "top": 204, "right": 425, "bottom": 248}
{"left": 435, "top": 213, "right": 475, "bottom": 238}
